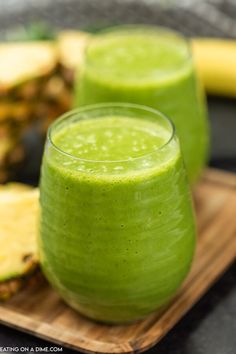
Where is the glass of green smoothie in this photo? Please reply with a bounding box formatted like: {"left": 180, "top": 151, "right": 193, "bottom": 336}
{"left": 39, "top": 103, "right": 196, "bottom": 324}
{"left": 74, "top": 25, "right": 209, "bottom": 183}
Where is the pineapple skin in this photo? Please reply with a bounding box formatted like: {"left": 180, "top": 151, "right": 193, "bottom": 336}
{"left": 0, "top": 263, "right": 40, "bottom": 301}
{"left": 0, "top": 41, "right": 72, "bottom": 183}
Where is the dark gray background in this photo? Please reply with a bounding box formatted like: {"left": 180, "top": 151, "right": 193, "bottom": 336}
{"left": 0, "top": 1, "right": 235, "bottom": 353}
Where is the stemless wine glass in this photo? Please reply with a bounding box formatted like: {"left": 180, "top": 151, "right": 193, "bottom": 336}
{"left": 74, "top": 25, "right": 209, "bottom": 183}
{"left": 39, "top": 103, "right": 196, "bottom": 324}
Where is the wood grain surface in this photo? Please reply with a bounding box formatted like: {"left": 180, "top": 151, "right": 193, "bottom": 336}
{"left": 0, "top": 168, "right": 235, "bottom": 354}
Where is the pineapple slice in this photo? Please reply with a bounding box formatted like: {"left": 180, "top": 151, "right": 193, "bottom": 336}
{"left": 0, "top": 42, "right": 60, "bottom": 182}
{"left": 0, "top": 41, "right": 58, "bottom": 91}
{"left": 57, "top": 30, "right": 90, "bottom": 71}
{"left": 0, "top": 184, "right": 39, "bottom": 299}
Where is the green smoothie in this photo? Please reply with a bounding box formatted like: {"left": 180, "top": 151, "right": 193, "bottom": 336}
{"left": 39, "top": 104, "right": 195, "bottom": 323}
{"left": 74, "top": 26, "right": 209, "bottom": 183}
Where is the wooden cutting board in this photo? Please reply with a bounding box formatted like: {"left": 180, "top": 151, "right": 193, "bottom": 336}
{"left": 0, "top": 168, "right": 235, "bottom": 354}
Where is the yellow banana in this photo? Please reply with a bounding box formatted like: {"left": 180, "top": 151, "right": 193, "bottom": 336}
{"left": 192, "top": 38, "right": 236, "bottom": 98}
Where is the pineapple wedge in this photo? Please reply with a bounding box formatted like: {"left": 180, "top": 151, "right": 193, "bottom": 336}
{"left": 57, "top": 30, "right": 90, "bottom": 71}
{"left": 0, "top": 42, "right": 58, "bottom": 91}
{"left": 0, "top": 184, "right": 39, "bottom": 300}
{"left": 0, "top": 42, "right": 62, "bottom": 182}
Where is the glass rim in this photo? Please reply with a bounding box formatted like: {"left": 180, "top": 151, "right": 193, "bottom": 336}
{"left": 88, "top": 24, "right": 190, "bottom": 41}
{"left": 85, "top": 24, "right": 192, "bottom": 76}
{"left": 47, "top": 102, "right": 175, "bottom": 164}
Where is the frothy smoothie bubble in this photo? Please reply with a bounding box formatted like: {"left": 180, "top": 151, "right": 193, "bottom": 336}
{"left": 40, "top": 104, "right": 195, "bottom": 323}
{"left": 85, "top": 31, "right": 189, "bottom": 82}
{"left": 52, "top": 115, "right": 173, "bottom": 175}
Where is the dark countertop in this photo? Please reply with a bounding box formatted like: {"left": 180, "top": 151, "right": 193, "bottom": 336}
{"left": 0, "top": 96, "right": 236, "bottom": 353}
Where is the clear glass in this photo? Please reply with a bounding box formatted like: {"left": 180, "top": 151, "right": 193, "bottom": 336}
{"left": 74, "top": 25, "right": 209, "bottom": 183}
{"left": 39, "top": 103, "right": 196, "bottom": 324}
